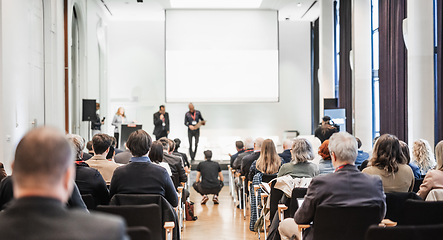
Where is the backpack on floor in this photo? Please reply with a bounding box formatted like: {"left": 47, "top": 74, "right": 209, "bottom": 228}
{"left": 185, "top": 200, "right": 198, "bottom": 221}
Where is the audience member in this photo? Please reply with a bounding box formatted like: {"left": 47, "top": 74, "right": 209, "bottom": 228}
{"left": 232, "top": 137, "right": 254, "bottom": 170}
{"left": 67, "top": 134, "right": 110, "bottom": 206}
{"left": 110, "top": 130, "right": 178, "bottom": 207}
{"left": 279, "top": 132, "right": 386, "bottom": 240}
{"left": 230, "top": 140, "right": 245, "bottom": 166}
{"left": 173, "top": 138, "right": 190, "bottom": 169}
{"left": 149, "top": 141, "right": 172, "bottom": 176}
{"left": 83, "top": 140, "right": 94, "bottom": 160}
{"left": 159, "top": 137, "right": 187, "bottom": 189}
{"left": 314, "top": 116, "right": 339, "bottom": 143}
{"left": 0, "top": 162, "right": 6, "bottom": 181}
{"left": 111, "top": 137, "right": 123, "bottom": 155}
{"left": 399, "top": 141, "right": 421, "bottom": 179}
{"left": 114, "top": 143, "right": 132, "bottom": 164}
{"left": 411, "top": 139, "right": 436, "bottom": 177}
{"left": 277, "top": 138, "right": 318, "bottom": 178}
{"left": 279, "top": 139, "right": 293, "bottom": 164}
{"left": 241, "top": 138, "right": 264, "bottom": 179}
{"left": 106, "top": 145, "right": 116, "bottom": 161}
{"left": 417, "top": 140, "right": 443, "bottom": 200}
{"left": 318, "top": 140, "right": 334, "bottom": 175}
{"left": 249, "top": 139, "right": 282, "bottom": 181}
{"left": 86, "top": 134, "right": 119, "bottom": 184}
{"left": 193, "top": 150, "right": 224, "bottom": 204}
{"left": 168, "top": 138, "right": 189, "bottom": 173}
{"left": 362, "top": 134, "right": 414, "bottom": 193}
{"left": 0, "top": 127, "right": 128, "bottom": 239}
{"left": 355, "top": 138, "right": 369, "bottom": 168}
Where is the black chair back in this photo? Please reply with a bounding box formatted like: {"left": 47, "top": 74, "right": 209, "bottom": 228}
{"left": 399, "top": 199, "right": 443, "bottom": 226}
{"left": 262, "top": 174, "right": 277, "bottom": 183}
{"left": 96, "top": 204, "right": 161, "bottom": 240}
{"left": 385, "top": 192, "right": 422, "bottom": 222}
{"left": 413, "top": 178, "right": 423, "bottom": 193}
{"left": 312, "top": 205, "right": 382, "bottom": 240}
{"left": 81, "top": 194, "right": 96, "bottom": 210}
{"left": 365, "top": 223, "right": 443, "bottom": 240}
{"left": 288, "top": 188, "right": 308, "bottom": 218}
{"left": 269, "top": 181, "right": 286, "bottom": 223}
{"left": 127, "top": 226, "right": 152, "bottom": 240}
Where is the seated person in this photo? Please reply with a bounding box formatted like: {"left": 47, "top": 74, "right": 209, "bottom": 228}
{"left": 399, "top": 141, "right": 421, "bottom": 179}
{"left": 114, "top": 143, "right": 132, "bottom": 164}
{"left": 106, "top": 145, "right": 116, "bottom": 162}
{"left": 193, "top": 150, "right": 224, "bottom": 204}
{"left": 279, "top": 139, "right": 293, "bottom": 165}
{"left": 83, "top": 141, "right": 94, "bottom": 160}
{"left": 232, "top": 137, "right": 254, "bottom": 170}
{"left": 279, "top": 132, "right": 386, "bottom": 240}
{"left": 158, "top": 137, "right": 187, "bottom": 189}
{"left": 362, "top": 134, "right": 414, "bottom": 193}
{"left": 111, "top": 137, "right": 123, "bottom": 155}
{"left": 173, "top": 138, "right": 190, "bottom": 169}
{"left": 230, "top": 140, "right": 245, "bottom": 167}
{"left": 318, "top": 140, "right": 333, "bottom": 175}
{"left": 249, "top": 139, "right": 282, "bottom": 182}
{"left": 149, "top": 141, "right": 172, "bottom": 176}
{"left": 411, "top": 139, "right": 436, "bottom": 177}
{"left": 110, "top": 130, "right": 178, "bottom": 207}
{"left": 0, "top": 127, "right": 128, "bottom": 239}
{"left": 86, "top": 134, "right": 120, "bottom": 184}
{"left": 355, "top": 138, "right": 369, "bottom": 168}
{"left": 314, "top": 116, "right": 338, "bottom": 143}
{"left": 277, "top": 138, "right": 319, "bottom": 178}
{"left": 168, "top": 139, "right": 189, "bottom": 173}
{"left": 0, "top": 162, "right": 6, "bottom": 181}
{"left": 417, "top": 140, "right": 443, "bottom": 199}
{"left": 67, "top": 134, "right": 110, "bottom": 206}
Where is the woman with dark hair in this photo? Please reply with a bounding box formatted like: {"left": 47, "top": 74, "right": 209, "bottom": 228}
{"left": 149, "top": 141, "right": 172, "bottom": 176}
{"left": 417, "top": 141, "right": 443, "bottom": 199}
{"left": 362, "top": 134, "right": 414, "bottom": 193}
{"left": 314, "top": 116, "right": 339, "bottom": 143}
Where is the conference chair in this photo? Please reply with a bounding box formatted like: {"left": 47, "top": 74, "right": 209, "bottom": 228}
{"left": 127, "top": 226, "right": 152, "bottom": 240}
{"left": 81, "top": 194, "right": 96, "bottom": 210}
{"left": 365, "top": 223, "right": 443, "bottom": 240}
{"left": 109, "top": 194, "right": 179, "bottom": 240}
{"left": 398, "top": 199, "right": 443, "bottom": 226}
{"left": 384, "top": 192, "right": 422, "bottom": 222}
{"left": 412, "top": 178, "right": 423, "bottom": 193}
{"left": 296, "top": 205, "right": 383, "bottom": 240}
{"left": 96, "top": 204, "right": 162, "bottom": 240}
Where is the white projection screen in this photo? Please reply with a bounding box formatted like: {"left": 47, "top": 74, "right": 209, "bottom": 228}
{"left": 165, "top": 10, "right": 279, "bottom": 103}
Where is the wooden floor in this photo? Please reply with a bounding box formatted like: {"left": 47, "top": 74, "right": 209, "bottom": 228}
{"left": 182, "top": 187, "right": 258, "bottom": 240}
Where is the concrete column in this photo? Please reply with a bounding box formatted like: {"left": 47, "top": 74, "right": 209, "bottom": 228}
{"left": 407, "top": 0, "right": 434, "bottom": 147}
{"left": 318, "top": 0, "right": 336, "bottom": 117}
{"left": 353, "top": 0, "right": 373, "bottom": 151}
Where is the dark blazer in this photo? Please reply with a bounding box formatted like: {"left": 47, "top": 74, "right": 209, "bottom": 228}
{"left": 0, "top": 197, "right": 128, "bottom": 240}
{"left": 294, "top": 164, "right": 386, "bottom": 240}
{"left": 153, "top": 111, "right": 170, "bottom": 137}
{"left": 241, "top": 151, "right": 260, "bottom": 178}
{"left": 230, "top": 149, "right": 245, "bottom": 166}
{"left": 232, "top": 149, "right": 253, "bottom": 170}
{"left": 109, "top": 162, "right": 178, "bottom": 207}
{"left": 163, "top": 153, "right": 187, "bottom": 189}
{"left": 279, "top": 149, "right": 292, "bottom": 164}
{"left": 75, "top": 162, "right": 110, "bottom": 206}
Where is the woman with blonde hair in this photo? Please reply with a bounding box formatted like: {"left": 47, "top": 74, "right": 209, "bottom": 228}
{"left": 277, "top": 138, "right": 319, "bottom": 178}
{"left": 411, "top": 139, "right": 436, "bottom": 177}
{"left": 417, "top": 141, "right": 443, "bottom": 199}
{"left": 248, "top": 139, "right": 282, "bottom": 181}
{"left": 112, "top": 107, "right": 127, "bottom": 148}
{"left": 362, "top": 134, "right": 414, "bottom": 193}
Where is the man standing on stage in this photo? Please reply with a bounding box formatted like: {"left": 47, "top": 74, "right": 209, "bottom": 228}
{"left": 153, "top": 105, "right": 170, "bottom": 140}
{"left": 184, "top": 103, "right": 205, "bottom": 161}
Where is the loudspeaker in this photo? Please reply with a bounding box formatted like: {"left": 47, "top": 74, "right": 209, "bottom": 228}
{"left": 82, "top": 99, "right": 97, "bottom": 121}
{"left": 324, "top": 98, "right": 338, "bottom": 109}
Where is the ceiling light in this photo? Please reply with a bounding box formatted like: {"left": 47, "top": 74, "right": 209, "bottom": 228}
{"left": 170, "top": 0, "right": 263, "bottom": 8}
{"left": 297, "top": 2, "right": 302, "bottom": 7}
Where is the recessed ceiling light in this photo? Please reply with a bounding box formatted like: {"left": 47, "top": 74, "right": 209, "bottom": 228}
{"left": 297, "top": 2, "right": 302, "bottom": 7}
{"left": 170, "top": 0, "right": 263, "bottom": 8}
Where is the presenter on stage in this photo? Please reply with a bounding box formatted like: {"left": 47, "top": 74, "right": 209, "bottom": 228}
{"left": 112, "top": 107, "right": 126, "bottom": 148}
{"left": 153, "top": 105, "right": 170, "bottom": 140}
{"left": 185, "top": 103, "right": 205, "bottom": 161}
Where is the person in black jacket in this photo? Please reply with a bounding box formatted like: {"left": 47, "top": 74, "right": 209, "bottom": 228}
{"left": 159, "top": 137, "right": 187, "bottom": 189}
{"left": 279, "top": 139, "right": 293, "bottom": 164}
{"left": 110, "top": 130, "right": 178, "bottom": 207}
{"left": 153, "top": 105, "right": 170, "bottom": 140}
{"left": 314, "top": 116, "right": 339, "bottom": 143}
{"left": 67, "top": 134, "right": 110, "bottom": 206}
{"left": 173, "top": 138, "right": 190, "bottom": 169}
{"left": 184, "top": 103, "right": 205, "bottom": 161}
{"left": 91, "top": 103, "right": 105, "bottom": 137}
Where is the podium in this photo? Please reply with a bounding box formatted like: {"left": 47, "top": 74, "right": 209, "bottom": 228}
{"left": 118, "top": 123, "right": 143, "bottom": 150}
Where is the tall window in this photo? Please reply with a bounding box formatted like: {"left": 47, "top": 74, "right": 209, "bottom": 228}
{"left": 434, "top": 0, "right": 439, "bottom": 144}
{"left": 334, "top": 1, "right": 340, "bottom": 98}
{"left": 371, "top": 0, "right": 380, "bottom": 140}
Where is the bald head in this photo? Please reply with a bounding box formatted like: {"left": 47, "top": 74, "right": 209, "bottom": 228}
{"left": 188, "top": 103, "right": 195, "bottom": 112}
{"left": 254, "top": 137, "right": 265, "bottom": 151}
{"left": 13, "top": 127, "right": 74, "bottom": 190}
{"left": 283, "top": 139, "right": 292, "bottom": 150}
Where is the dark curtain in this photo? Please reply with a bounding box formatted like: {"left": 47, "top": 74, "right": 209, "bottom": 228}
{"left": 312, "top": 18, "right": 320, "bottom": 134}
{"left": 437, "top": 0, "right": 443, "bottom": 143}
{"left": 338, "top": 0, "right": 353, "bottom": 134}
{"left": 378, "top": 0, "right": 408, "bottom": 142}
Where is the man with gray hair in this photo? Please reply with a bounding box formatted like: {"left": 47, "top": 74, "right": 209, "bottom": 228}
{"left": 279, "top": 139, "right": 293, "bottom": 164}
{"left": 279, "top": 132, "right": 386, "bottom": 240}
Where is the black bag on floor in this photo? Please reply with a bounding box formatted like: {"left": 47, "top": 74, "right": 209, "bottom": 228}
{"left": 185, "top": 200, "right": 198, "bottom": 221}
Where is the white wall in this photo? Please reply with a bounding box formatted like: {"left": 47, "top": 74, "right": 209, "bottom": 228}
{"left": 107, "top": 17, "right": 312, "bottom": 160}
{"left": 0, "top": 0, "right": 65, "bottom": 174}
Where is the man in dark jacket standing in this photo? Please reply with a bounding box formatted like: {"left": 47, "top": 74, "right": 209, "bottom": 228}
{"left": 153, "top": 105, "right": 170, "bottom": 140}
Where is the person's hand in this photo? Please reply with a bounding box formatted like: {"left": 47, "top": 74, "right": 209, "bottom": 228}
{"left": 167, "top": 131, "right": 170, "bottom": 134}
{"left": 189, "top": 125, "right": 195, "bottom": 130}
{"left": 160, "top": 114, "right": 164, "bottom": 120}
{"left": 229, "top": 153, "right": 232, "bottom": 157}
{"left": 101, "top": 121, "right": 105, "bottom": 125}
{"left": 202, "top": 121, "right": 206, "bottom": 126}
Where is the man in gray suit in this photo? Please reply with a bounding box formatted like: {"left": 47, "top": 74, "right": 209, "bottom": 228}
{"left": 279, "top": 132, "right": 386, "bottom": 240}
{"left": 0, "top": 127, "right": 128, "bottom": 240}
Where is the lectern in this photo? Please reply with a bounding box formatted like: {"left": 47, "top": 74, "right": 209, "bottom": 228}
{"left": 118, "top": 123, "right": 143, "bottom": 150}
